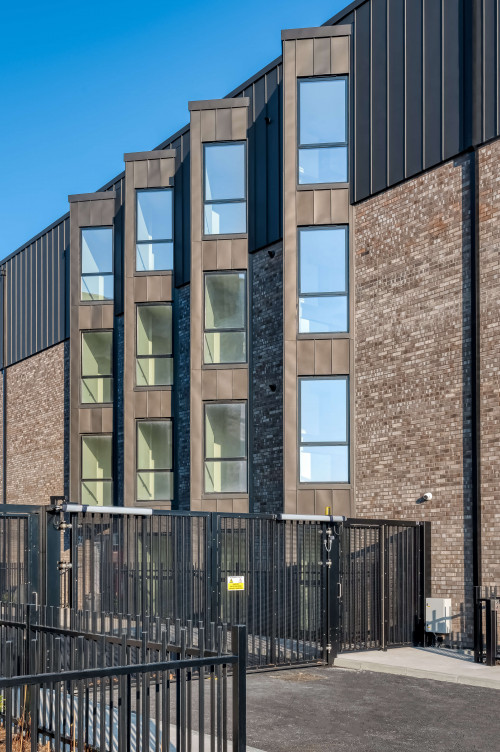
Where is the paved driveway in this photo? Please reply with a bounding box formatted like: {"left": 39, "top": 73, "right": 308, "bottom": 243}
{"left": 246, "top": 666, "right": 500, "bottom": 752}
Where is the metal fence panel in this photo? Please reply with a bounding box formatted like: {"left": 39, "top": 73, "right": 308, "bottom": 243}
{"left": 0, "top": 507, "right": 41, "bottom": 605}
{"left": 1, "top": 506, "right": 429, "bottom": 668}
{"left": 0, "top": 605, "right": 247, "bottom": 752}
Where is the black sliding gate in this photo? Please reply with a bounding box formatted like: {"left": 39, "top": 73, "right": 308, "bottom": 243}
{"left": 0, "top": 506, "right": 430, "bottom": 667}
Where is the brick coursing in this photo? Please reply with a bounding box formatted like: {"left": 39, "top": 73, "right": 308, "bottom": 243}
{"left": 250, "top": 243, "right": 283, "bottom": 514}
{"left": 5, "top": 343, "right": 66, "bottom": 506}
{"left": 354, "top": 155, "right": 474, "bottom": 645}
{"left": 478, "top": 140, "right": 500, "bottom": 591}
{"left": 175, "top": 285, "right": 190, "bottom": 509}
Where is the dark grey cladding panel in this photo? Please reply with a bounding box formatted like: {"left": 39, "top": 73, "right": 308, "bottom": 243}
{"left": 331, "top": 0, "right": 497, "bottom": 203}
{"left": 475, "top": 0, "right": 500, "bottom": 146}
{"left": 2, "top": 215, "right": 69, "bottom": 367}
{"left": 242, "top": 63, "right": 283, "bottom": 253}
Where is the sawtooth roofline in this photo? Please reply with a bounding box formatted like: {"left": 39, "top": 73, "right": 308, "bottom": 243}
{"left": 3, "top": 5, "right": 354, "bottom": 266}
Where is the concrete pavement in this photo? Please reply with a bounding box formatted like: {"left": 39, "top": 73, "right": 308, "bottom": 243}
{"left": 334, "top": 646, "right": 500, "bottom": 689}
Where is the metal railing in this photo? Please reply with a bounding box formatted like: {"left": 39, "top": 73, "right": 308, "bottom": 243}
{"left": 339, "top": 521, "right": 429, "bottom": 651}
{"left": 0, "top": 505, "right": 430, "bottom": 667}
{"left": 0, "top": 604, "right": 247, "bottom": 752}
{"left": 474, "top": 586, "right": 499, "bottom": 666}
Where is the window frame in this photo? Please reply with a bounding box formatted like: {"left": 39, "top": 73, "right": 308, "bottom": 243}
{"left": 80, "top": 226, "right": 114, "bottom": 303}
{"left": 298, "top": 376, "right": 350, "bottom": 484}
{"left": 203, "top": 270, "right": 248, "bottom": 366}
{"left": 80, "top": 433, "right": 113, "bottom": 505}
{"left": 135, "top": 187, "right": 174, "bottom": 274}
{"left": 80, "top": 329, "right": 114, "bottom": 406}
{"left": 297, "top": 75, "right": 349, "bottom": 187}
{"left": 203, "top": 400, "right": 248, "bottom": 495}
{"left": 135, "top": 418, "right": 174, "bottom": 503}
{"left": 135, "top": 302, "right": 174, "bottom": 389}
{"left": 203, "top": 141, "right": 248, "bottom": 237}
{"left": 297, "top": 225, "right": 349, "bottom": 335}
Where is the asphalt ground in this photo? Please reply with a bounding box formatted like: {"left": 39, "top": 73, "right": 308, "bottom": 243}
{"left": 245, "top": 666, "right": 500, "bottom": 752}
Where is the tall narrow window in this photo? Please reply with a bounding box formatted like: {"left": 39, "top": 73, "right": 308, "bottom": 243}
{"left": 298, "top": 77, "right": 348, "bottom": 184}
{"left": 136, "top": 304, "right": 173, "bottom": 386}
{"left": 205, "top": 403, "right": 247, "bottom": 493}
{"left": 81, "top": 435, "right": 113, "bottom": 505}
{"left": 299, "top": 227, "right": 348, "bottom": 333}
{"left": 299, "top": 378, "right": 349, "bottom": 483}
{"left": 81, "top": 331, "right": 113, "bottom": 404}
{"left": 137, "top": 421, "right": 173, "bottom": 502}
{"left": 81, "top": 228, "right": 113, "bottom": 301}
{"left": 204, "top": 143, "right": 247, "bottom": 235}
{"left": 204, "top": 272, "right": 246, "bottom": 364}
{"left": 136, "top": 189, "right": 174, "bottom": 272}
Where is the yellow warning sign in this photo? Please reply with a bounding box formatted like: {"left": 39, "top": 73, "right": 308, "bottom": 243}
{"left": 227, "top": 576, "right": 245, "bottom": 591}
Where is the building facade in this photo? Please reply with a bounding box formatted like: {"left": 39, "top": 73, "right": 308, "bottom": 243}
{"left": 1, "top": 0, "right": 500, "bottom": 645}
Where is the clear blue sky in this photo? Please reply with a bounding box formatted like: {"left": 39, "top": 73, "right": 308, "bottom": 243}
{"left": 0, "top": 0, "right": 350, "bottom": 260}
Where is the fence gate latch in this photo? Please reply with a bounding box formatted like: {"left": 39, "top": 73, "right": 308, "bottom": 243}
{"left": 57, "top": 562, "right": 72, "bottom": 573}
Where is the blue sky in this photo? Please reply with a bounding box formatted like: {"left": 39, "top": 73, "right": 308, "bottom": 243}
{"left": 0, "top": 0, "right": 350, "bottom": 260}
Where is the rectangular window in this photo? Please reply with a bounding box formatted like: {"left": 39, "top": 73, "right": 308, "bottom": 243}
{"left": 204, "top": 272, "right": 247, "bottom": 364}
{"left": 136, "top": 189, "right": 174, "bottom": 272}
{"left": 136, "top": 304, "right": 173, "bottom": 386}
{"left": 299, "top": 378, "right": 349, "bottom": 483}
{"left": 81, "top": 331, "right": 113, "bottom": 404}
{"left": 204, "top": 142, "right": 247, "bottom": 235}
{"left": 299, "top": 226, "right": 348, "bottom": 333}
{"left": 81, "top": 227, "right": 113, "bottom": 301}
{"left": 298, "top": 77, "right": 348, "bottom": 185}
{"left": 81, "top": 434, "right": 112, "bottom": 505}
{"left": 205, "top": 403, "right": 247, "bottom": 493}
{"left": 137, "top": 421, "right": 173, "bottom": 502}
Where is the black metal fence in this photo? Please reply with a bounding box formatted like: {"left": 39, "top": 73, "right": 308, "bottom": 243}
{"left": 340, "top": 521, "right": 429, "bottom": 651}
{"left": 0, "top": 602, "right": 247, "bottom": 752}
{"left": 0, "top": 508, "right": 39, "bottom": 605}
{"left": 0, "top": 505, "right": 430, "bottom": 667}
{"left": 474, "top": 586, "right": 499, "bottom": 666}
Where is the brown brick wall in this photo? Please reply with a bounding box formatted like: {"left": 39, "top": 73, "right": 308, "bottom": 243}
{"left": 354, "top": 154, "right": 474, "bottom": 644}
{"left": 478, "top": 140, "right": 500, "bottom": 591}
{"left": 5, "top": 343, "right": 66, "bottom": 505}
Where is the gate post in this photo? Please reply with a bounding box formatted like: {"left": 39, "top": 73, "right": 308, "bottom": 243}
{"left": 485, "top": 598, "right": 497, "bottom": 667}
{"left": 209, "top": 513, "right": 220, "bottom": 626}
{"left": 416, "top": 521, "right": 431, "bottom": 646}
{"left": 328, "top": 524, "right": 341, "bottom": 662}
{"left": 44, "top": 507, "right": 62, "bottom": 608}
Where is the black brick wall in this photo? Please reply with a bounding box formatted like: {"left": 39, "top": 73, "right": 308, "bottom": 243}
{"left": 250, "top": 243, "right": 283, "bottom": 514}
{"left": 175, "top": 284, "right": 190, "bottom": 509}
{"left": 115, "top": 315, "right": 124, "bottom": 507}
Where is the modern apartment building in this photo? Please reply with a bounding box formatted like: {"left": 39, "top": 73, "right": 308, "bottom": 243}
{"left": 1, "top": 0, "right": 499, "bottom": 644}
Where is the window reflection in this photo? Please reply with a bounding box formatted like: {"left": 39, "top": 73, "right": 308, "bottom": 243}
{"left": 298, "top": 77, "right": 348, "bottom": 184}
{"left": 204, "top": 143, "right": 247, "bottom": 235}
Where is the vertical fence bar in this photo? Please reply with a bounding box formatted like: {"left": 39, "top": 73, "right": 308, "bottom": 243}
{"left": 485, "top": 598, "right": 497, "bottom": 667}
{"left": 231, "top": 625, "right": 247, "bottom": 752}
